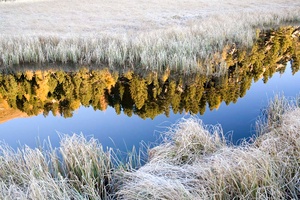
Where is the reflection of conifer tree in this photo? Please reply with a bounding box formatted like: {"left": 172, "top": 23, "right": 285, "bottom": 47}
{"left": 291, "top": 59, "right": 300, "bottom": 75}
{"left": 79, "top": 77, "right": 93, "bottom": 106}
{"left": 169, "top": 82, "right": 182, "bottom": 114}
{"left": 34, "top": 71, "right": 50, "bottom": 102}
{"left": 198, "top": 96, "right": 207, "bottom": 115}
{"left": 108, "top": 81, "right": 122, "bottom": 112}
{"left": 123, "top": 107, "right": 133, "bottom": 117}
{"left": 64, "top": 75, "right": 76, "bottom": 101}
{"left": 182, "top": 85, "right": 203, "bottom": 114}
{"left": 53, "top": 81, "right": 65, "bottom": 101}
{"left": 279, "top": 27, "right": 293, "bottom": 54}
{"left": 249, "top": 45, "right": 265, "bottom": 82}
{"left": 277, "top": 65, "right": 286, "bottom": 75}
{"left": 69, "top": 99, "right": 81, "bottom": 111}
{"left": 212, "top": 75, "right": 228, "bottom": 105}
{"left": 164, "top": 105, "right": 170, "bottom": 117}
{"left": 72, "top": 70, "right": 84, "bottom": 99}
{"left": 265, "top": 32, "right": 281, "bottom": 67}
{"left": 52, "top": 102, "right": 59, "bottom": 116}
{"left": 120, "top": 83, "right": 134, "bottom": 117}
{"left": 263, "top": 65, "right": 277, "bottom": 84}
{"left": 118, "top": 83, "right": 125, "bottom": 101}
{"left": 207, "top": 87, "right": 222, "bottom": 110}
{"left": 59, "top": 99, "right": 73, "bottom": 118}
{"left": 228, "top": 82, "right": 241, "bottom": 104}
{"left": 114, "top": 102, "right": 121, "bottom": 115}
{"left": 22, "top": 97, "right": 43, "bottom": 116}
{"left": 146, "top": 75, "right": 161, "bottom": 100}
{"left": 1, "top": 75, "right": 19, "bottom": 109}
{"left": 98, "top": 94, "right": 108, "bottom": 111}
{"left": 90, "top": 69, "right": 117, "bottom": 111}
{"left": 291, "top": 39, "right": 300, "bottom": 74}
{"left": 239, "top": 76, "right": 252, "bottom": 98}
{"left": 43, "top": 102, "right": 53, "bottom": 117}
{"left": 129, "top": 76, "right": 148, "bottom": 110}
{"left": 19, "top": 79, "right": 32, "bottom": 101}
{"left": 48, "top": 75, "right": 59, "bottom": 94}
{"left": 136, "top": 102, "right": 159, "bottom": 120}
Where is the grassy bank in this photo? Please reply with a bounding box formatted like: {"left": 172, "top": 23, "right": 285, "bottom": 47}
{"left": 117, "top": 95, "right": 300, "bottom": 199}
{"left": 0, "top": 95, "right": 299, "bottom": 199}
{"left": 0, "top": 0, "right": 300, "bottom": 73}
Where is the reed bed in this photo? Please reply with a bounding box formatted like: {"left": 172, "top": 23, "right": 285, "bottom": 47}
{"left": 0, "top": 96, "right": 299, "bottom": 199}
{"left": 1, "top": 0, "right": 300, "bottom": 74}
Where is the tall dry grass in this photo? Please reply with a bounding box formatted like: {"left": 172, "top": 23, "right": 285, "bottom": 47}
{"left": 256, "top": 94, "right": 300, "bottom": 134}
{"left": 0, "top": 0, "right": 300, "bottom": 74}
{"left": 0, "top": 95, "right": 299, "bottom": 199}
{"left": 0, "top": 134, "right": 119, "bottom": 199}
{"left": 117, "top": 97, "right": 300, "bottom": 199}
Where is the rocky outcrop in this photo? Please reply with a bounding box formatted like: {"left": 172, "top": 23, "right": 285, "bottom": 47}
{"left": 0, "top": 100, "right": 28, "bottom": 124}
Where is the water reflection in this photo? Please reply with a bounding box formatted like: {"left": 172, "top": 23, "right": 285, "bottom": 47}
{"left": 0, "top": 27, "right": 299, "bottom": 120}
{"left": 0, "top": 26, "right": 299, "bottom": 149}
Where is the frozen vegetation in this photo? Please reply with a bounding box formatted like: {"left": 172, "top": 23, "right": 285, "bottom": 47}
{"left": 0, "top": 0, "right": 299, "bottom": 72}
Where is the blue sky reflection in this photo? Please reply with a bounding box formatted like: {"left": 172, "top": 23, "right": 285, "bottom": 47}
{"left": 0, "top": 63, "right": 299, "bottom": 151}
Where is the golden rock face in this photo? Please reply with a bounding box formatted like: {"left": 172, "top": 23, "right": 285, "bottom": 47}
{"left": 0, "top": 99, "right": 28, "bottom": 124}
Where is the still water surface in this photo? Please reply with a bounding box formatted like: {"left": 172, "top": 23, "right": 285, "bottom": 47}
{"left": 0, "top": 62, "right": 299, "bottom": 151}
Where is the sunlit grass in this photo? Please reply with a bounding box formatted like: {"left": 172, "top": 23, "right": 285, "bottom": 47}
{"left": 0, "top": 95, "right": 299, "bottom": 199}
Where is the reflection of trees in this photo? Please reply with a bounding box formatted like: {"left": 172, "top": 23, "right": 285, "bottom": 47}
{"left": 129, "top": 76, "right": 148, "bottom": 110}
{"left": 0, "top": 26, "right": 299, "bottom": 119}
{"left": 0, "top": 68, "right": 117, "bottom": 118}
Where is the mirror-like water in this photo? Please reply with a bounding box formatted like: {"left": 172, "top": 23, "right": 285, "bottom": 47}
{"left": 0, "top": 26, "right": 299, "bottom": 151}
{"left": 0, "top": 62, "right": 299, "bottom": 151}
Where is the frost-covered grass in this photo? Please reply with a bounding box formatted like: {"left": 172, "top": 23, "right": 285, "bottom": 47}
{"left": 0, "top": 0, "right": 299, "bottom": 73}
{"left": 256, "top": 94, "right": 300, "bottom": 134}
{"left": 117, "top": 96, "right": 300, "bottom": 199}
{"left": 0, "top": 134, "right": 117, "bottom": 199}
{"left": 0, "top": 95, "right": 299, "bottom": 199}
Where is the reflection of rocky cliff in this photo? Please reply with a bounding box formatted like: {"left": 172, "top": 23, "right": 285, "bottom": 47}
{"left": 0, "top": 26, "right": 299, "bottom": 121}
{"left": 0, "top": 98, "right": 28, "bottom": 124}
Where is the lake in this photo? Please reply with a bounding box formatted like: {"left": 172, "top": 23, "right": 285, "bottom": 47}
{"left": 0, "top": 26, "right": 299, "bottom": 152}
{"left": 0, "top": 61, "right": 299, "bottom": 152}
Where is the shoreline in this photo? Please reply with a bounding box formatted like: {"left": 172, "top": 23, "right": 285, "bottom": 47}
{"left": 0, "top": 95, "right": 299, "bottom": 199}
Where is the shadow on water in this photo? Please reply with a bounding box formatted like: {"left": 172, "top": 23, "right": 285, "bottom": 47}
{"left": 0, "top": 26, "right": 299, "bottom": 149}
